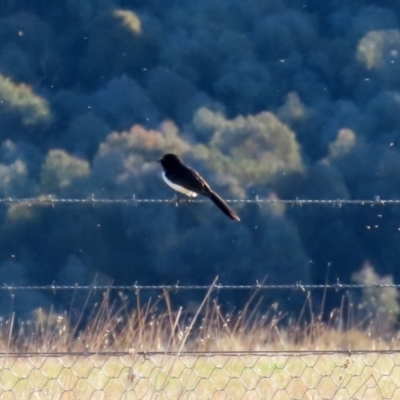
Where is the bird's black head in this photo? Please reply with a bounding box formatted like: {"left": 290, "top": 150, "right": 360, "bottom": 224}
{"left": 159, "top": 153, "right": 184, "bottom": 169}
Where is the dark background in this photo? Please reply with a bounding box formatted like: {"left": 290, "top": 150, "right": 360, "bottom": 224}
{"left": 0, "top": 0, "right": 399, "bottom": 317}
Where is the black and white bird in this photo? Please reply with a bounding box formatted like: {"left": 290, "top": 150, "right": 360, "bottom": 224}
{"left": 159, "top": 153, "right": 240, "bottom": 221}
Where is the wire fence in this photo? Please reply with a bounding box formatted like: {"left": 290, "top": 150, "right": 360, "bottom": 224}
{"left": 0, "top": 282, "right": 399, "bottom": 291}
{"left": 1, "top": 195, "right": 400, "bottom": 206}
{"left": 0, "top": 349, "right": 399, "bottom": 399}
{"left": 0, "top": 196, "right": 399, "bottom": 398}
{"left": 0, "top": 283, "right": 398, "bottom": 399}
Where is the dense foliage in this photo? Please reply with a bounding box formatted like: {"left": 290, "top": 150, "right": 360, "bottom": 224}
{"left": 0, "top": 0, "right": 400, "bottom": 316}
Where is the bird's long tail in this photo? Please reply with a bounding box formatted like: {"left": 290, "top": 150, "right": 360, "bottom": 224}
{"left": 209, "top": 191, "right": 240, "bottom": 221}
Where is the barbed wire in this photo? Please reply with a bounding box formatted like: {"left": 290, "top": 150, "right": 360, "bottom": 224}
{"left": 0, "top": 195, "right": 399, "bottom": 206}
{"left": 0, "top": 282, "right": 399, "bottom": 291}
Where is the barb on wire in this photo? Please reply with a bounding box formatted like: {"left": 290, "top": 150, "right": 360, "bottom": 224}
{"left": 1, "top": 283, "right": 400, "bottom": 291}
{"left": 0, "top": 196, "right": 400, "bottom": 205}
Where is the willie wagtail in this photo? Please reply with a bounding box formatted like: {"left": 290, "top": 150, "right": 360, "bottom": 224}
{"left": 159, "top": 153, "right": 240, "bottom": 221}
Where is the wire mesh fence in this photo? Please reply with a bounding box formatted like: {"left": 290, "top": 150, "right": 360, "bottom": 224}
{"left": 0, "top": 282, "right": 399, "bottom": 399}
{"left": 0, "top": 350, "right": 399, "bottom": 399}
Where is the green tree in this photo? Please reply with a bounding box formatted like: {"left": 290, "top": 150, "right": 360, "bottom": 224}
{"left": 41, "top": 150, "right": 90, "bottom": 193}
{"left": 193, "top": 107, "right": 303, "bottom": 195}
{"left": 0, "top": 74, "right": 50, "bottom": 125}
{"left": 352, "top": 262, "right": 400, "bottom": 334}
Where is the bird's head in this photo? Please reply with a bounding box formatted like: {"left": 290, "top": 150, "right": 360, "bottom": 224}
{"left": 158, "top": 153, "right": 184, "bottom": 168}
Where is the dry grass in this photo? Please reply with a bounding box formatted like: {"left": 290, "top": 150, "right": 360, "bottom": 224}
{"left": 0, "top": 287, "right": 399, "bottom": 399}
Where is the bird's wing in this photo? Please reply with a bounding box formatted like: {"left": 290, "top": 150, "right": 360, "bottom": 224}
{"left": 167, "top": 166, "right": 212, "bottom": 195}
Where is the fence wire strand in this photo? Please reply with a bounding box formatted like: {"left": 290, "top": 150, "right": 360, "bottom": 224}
{"left": 0, "top": 195, "right": 399, "bottom": 206}
{"left": 0, "top": 282, "right": 399, "bottom": 291}
{"left": 1, "top": 349, "right": 400, "bottom": 357}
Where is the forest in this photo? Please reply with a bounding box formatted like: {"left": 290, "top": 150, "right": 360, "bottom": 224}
{"left": 0, "top": 0, "right": 399, "bottom": 319}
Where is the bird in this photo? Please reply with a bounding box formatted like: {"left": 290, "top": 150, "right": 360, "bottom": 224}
{"left": 159, "top": 153, "right": 240, "bottom": 221}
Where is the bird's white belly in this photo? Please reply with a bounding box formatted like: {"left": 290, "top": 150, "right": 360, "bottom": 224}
{"left": 162, "top": 172, "right": 198, "bottom": 197}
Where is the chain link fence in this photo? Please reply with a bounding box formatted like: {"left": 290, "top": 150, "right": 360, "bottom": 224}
{"left": 0, "top": 350, "right": 399, "bottom": 399}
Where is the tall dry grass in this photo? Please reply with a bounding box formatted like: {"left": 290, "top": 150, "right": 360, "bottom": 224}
{"left": 0, "top": 284, "right": 398, "bottom": 354}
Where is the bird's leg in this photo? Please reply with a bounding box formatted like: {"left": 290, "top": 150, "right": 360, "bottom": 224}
{"left": 173, "top": 195, "right": 191, "bottom": 207}
{"left": 173, "top": 194, "right": 183, "bottom": 207}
